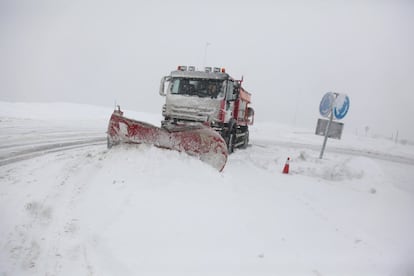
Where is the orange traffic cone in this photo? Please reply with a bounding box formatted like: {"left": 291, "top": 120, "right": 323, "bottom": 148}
{"left": 282, "top": 157, "right": 290, "bottom": 174}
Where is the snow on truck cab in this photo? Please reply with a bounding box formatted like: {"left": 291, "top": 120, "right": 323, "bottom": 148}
{"left": 159, "top": 65, "right": 255, "bottom": 152}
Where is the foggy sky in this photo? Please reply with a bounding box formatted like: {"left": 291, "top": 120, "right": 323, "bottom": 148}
{"left": 1, "top": 0, "right": 414, "bottom": 140}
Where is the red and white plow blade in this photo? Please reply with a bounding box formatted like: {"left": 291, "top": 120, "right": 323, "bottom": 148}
{"left": 107, "top": 109, "right": 228, "bottom": 171}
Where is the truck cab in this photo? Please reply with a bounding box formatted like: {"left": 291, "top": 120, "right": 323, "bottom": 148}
{"left": 160, "top": 66, "right": 254, "bottom": 152}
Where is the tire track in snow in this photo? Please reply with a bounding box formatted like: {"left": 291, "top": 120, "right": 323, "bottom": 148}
{"left": 1, "top": 146, "right": 104, "bottom": 274}
{"left": 0, "top": 137, "right": 106, "bottom": 166}
{"left": 0, "top": 132, "right": 104, "bottom": 150}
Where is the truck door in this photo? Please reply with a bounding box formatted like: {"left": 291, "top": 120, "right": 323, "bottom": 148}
{"left": 224, "top": 80, "right": 237, "bottom": 121}
{"left": 226, "top": 80, "right": 236, "bottom": 101}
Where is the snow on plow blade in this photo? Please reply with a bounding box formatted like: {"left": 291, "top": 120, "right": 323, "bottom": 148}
{"left": 107, "top": 108, "right": 228, "bottom": 171}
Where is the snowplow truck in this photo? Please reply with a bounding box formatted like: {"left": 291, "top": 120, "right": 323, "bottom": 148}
{"left": 160, "top": 66, "right": 254, "bottom": 153}
{"left": 107, "top": 66, "right": 254, "bottom": 171}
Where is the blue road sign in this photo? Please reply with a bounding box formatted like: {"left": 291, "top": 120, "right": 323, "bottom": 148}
{"left": 319, "top": 92, "right": 335, "bottom": 117}
{"left": 333, "top": 94, "right": 350, "bottom": 120}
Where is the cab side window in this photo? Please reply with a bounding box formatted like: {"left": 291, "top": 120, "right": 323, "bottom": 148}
{"left": 170, "top": 79, "right": 180, "bottom": 94}
{"left": 226, "top": 80, "right": 236, "bottom": 101}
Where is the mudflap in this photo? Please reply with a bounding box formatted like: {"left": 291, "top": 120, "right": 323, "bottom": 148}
{"left": 107, "top": 110, "right": 228, "bottom": 171}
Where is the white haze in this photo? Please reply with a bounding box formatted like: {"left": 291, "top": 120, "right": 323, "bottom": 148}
{"left": 1, "top": 0, "right": 414, "bottom": 140}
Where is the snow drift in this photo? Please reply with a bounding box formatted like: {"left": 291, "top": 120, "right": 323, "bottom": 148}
{"left": 1, "top": 102, "right": 413, "bottom": 276}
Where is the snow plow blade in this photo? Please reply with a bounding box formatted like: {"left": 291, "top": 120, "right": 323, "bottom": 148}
{"left": 107, "top": 108, "right": 228, "bottom": 171}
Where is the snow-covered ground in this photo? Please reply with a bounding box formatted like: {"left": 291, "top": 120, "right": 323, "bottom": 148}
{"left": 1, "top": 102, "right": 413, "bottom": 276}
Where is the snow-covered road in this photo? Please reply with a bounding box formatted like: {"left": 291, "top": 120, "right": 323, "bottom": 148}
{"left": 1, "top": 102, "right": 414, "bottom": 276}
{"left": 255, "top": 139, "right": 414, "bottom": 166}
{"left": 0, "top": 134, "right": 105, "bottom": 166}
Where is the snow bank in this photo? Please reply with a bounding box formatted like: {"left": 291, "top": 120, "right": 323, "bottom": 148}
{"left": 294, "top": 151, "right": 380, "bottom": 181}
{"left": 1, "top": 102, "right": 414, "bottom": 276}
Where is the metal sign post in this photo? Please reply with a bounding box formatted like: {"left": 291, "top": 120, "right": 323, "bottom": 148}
{"left": 319, "top": 109, "right": 333, "bottom": 159}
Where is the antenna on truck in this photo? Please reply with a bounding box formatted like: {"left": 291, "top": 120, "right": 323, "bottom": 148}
{"left": 203, "top": 42, "right": 211, "bottom": 67}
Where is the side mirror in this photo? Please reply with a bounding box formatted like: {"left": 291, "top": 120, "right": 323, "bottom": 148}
{"left": 247, "top": 107, "right": 255, "bottom": 125}
{"left": 159, "top": 76, "right": 170, "bottom": 96}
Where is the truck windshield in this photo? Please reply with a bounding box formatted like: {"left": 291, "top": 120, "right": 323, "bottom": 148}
{"left": 170, "top": 78, "right": 224, "bottom": 99}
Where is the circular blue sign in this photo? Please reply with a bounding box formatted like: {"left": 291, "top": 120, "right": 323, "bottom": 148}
{"left": 333, "top": 94, "right": 350, "bottom": 120}
{"left": 319, "top": 92, "right": 335, "bottom": 117}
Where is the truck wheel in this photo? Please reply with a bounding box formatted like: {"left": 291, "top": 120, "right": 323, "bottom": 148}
{"left": 226, "top": 127, "right": 237, "bottom": 154}
{"left": 241, "top": 130, "right": 249, "bottom": 149}
{"left": 225, "top": 119, "right": 237, "bottom": 154}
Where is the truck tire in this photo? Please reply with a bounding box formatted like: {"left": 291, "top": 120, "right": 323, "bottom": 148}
{"left": 227, "top": 130, "right": 235, "bottom": 153}
{"left": 226, "top": 119, "right": 237, "bottom": 153}
{"left": 241, "top": 129, "right": 249, "bottom": 149}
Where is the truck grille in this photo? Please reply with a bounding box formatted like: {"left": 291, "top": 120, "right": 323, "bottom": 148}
{"left": 169, "top": 105, "right": 214, "bottom": 122}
